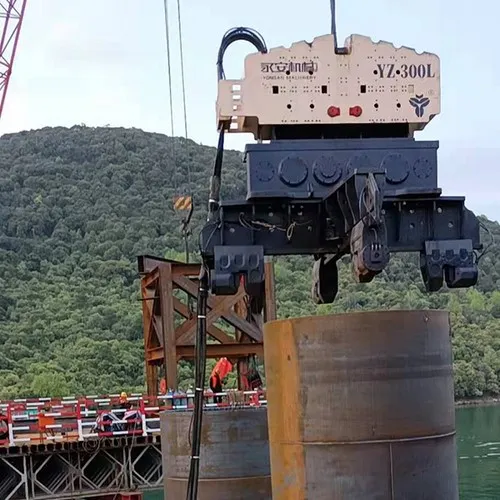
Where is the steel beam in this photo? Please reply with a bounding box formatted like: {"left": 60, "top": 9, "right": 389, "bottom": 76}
{"left": 177, "top": 343, "right": 264, "bottom": 359}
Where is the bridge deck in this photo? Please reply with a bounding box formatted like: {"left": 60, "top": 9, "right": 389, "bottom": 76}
{"left": 0, "top": 390, "right": 265, "bottom": 449}
{"left": 0, "top": 391, "right": 266, "bottom": 500}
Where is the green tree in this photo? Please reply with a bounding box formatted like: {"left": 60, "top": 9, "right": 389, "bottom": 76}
{"left": 0, "top": 126, "right": 498, "bottom": 400}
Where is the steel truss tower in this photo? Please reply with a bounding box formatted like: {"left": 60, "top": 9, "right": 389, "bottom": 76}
{"left": 0, "top": 0, "right": 27, "bottom": 119}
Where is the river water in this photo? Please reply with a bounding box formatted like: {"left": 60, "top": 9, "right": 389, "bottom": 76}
{"left": 457, "top": 405, "right": 500, "bottom": 499}
{"left": 145, "top": 405, "right": 499, "bottom": 499}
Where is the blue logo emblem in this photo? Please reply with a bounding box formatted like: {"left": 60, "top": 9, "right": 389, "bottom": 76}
{"left": 409, "top": 95, "right": 430, "bottom": 117}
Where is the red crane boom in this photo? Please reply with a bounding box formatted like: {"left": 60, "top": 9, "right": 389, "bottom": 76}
{"left": 0, "top": 0, "right": 26, "bottom": 119}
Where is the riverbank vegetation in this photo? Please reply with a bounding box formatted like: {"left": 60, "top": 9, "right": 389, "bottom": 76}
{"left": 0, "top": 126, "right": 498, "bottom": 400}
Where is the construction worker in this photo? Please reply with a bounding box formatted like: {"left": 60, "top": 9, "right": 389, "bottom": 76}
{"left": 209, "top": 357, "right": 232, "bottom": 403}
{"left": 119, "top": 392, "right": 129, "bottom": 410}
{"left": 209, "top": 372, "right": 223, "bottom": 403}
{"left": 0, "top": 410, "right": 8, "bottom": 441}
{"left": 159, "top": 378, "right": 167, "bottom": 395}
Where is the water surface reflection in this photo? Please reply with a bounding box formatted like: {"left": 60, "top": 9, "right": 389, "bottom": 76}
{"left": 457, "top": 405, "right": 500, "bottom": 499}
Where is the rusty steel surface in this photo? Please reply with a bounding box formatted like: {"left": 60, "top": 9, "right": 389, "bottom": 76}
{"left": 161, "top": 407, "right": 272, "bottom": 499}
{"left": 264, "top": 310, "right": 458, "bottom": 500}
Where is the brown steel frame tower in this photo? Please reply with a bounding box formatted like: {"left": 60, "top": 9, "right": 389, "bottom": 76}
{"left": 138, "top": 255, "right": 276, "bottom": 395}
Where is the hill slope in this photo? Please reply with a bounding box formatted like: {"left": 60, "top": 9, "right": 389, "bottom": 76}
{"left": 0, "top": 126, "right": 499, "bottom": 399}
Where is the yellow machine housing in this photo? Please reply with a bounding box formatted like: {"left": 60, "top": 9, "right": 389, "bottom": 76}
{"left": 217, "top": 34, "right": 440, "bottom": 140}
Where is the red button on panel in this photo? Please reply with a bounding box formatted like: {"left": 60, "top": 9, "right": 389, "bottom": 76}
{"left": 349, "top": 105, "right": 363, "bottom": 117}
{"left": 327, "top": 106, "right": 340, "bottom": 117}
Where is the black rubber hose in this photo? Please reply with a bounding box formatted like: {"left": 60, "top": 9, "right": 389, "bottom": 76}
{"left": 209, "top": 27, "right": 267, "bottom": 218}
{"left": 216, "top": 27, "right": 267, "bottom": 81}
{"left": 207, "top": 129, "right": 225, "bottom": 219}
{"left": 185, "top": 25, "right": 268, "bottom": 500}
{"left": 185, "top": 269, "right": 208, "bottom": 500}
{"left": 330, "top": 0, "right": 338, "bottom": 49}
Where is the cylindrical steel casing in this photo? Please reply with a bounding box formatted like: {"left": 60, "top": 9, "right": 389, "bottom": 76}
{"left": 264, "top": 310, "right": 458, "bottom": 500}
{"left": 161, "top": 407, "right": 272, "bottom": 499}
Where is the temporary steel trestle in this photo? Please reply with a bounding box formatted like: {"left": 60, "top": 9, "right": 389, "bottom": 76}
{"left": 0, "top": 436, "right": 162, "bottom": 500}
{"left": 0, "top": 391, "right": 266, "bottom": 499}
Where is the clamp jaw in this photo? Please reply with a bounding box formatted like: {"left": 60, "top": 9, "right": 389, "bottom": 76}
{"left": 200, "top": 139, "right": 481, "bottom": 302}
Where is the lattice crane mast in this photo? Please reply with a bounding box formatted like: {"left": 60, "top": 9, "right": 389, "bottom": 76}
{"left": 0, "top": 0, "right": 27, "bottom": 120}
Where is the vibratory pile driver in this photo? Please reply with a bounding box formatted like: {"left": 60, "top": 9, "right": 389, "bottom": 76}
{"left": 185, "top": 11, "right": 483, "bottom": 498}
{"left": 199, "top": 28, "right": 482, "bottom": 304}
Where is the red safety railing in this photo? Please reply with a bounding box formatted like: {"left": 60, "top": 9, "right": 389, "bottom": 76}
{"left": 0, "top": 389, "right": 267, "bottom": 447}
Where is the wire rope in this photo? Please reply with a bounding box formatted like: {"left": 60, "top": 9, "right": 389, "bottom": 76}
{"left": 163, "top": 0, "right": 175, "bottom": 138}
{"left": 176, "top": 0, "right": 189, "bottom": 145}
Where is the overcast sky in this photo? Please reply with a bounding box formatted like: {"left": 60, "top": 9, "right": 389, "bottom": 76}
{"left": 1, "top": 0, "right": 498, "bottom": 220}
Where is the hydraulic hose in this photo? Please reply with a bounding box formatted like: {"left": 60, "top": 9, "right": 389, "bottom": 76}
{"left": 186, "top": 26, "right": 268, "bottom": 500}
{"left": 185, "top": 269, "right": 208, "bottom": 500}
{"left": 208, "top": 27, "right": 268, "bottom": 219}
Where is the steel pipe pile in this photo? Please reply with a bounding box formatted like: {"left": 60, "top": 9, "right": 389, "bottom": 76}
{"left": 264, "top": 310, "right": 458, "bottom": 500}
{"left": 161, "top": 407, "right": 272, "bottom": 499}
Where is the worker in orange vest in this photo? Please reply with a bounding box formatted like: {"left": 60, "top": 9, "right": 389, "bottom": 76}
{"left": 209, "top": 357, "right": 232, "bottom": 403}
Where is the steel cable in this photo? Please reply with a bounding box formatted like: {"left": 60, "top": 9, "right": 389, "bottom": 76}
{"left": 163, "top": 0, "right": 175, "bottom": 139}
{"left": 176, "top": 0, "right": 189, "bottom": 144}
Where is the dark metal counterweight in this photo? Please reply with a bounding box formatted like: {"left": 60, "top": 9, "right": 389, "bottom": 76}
{"left": 264, "top": 310, "right": 458, "bottom": 499}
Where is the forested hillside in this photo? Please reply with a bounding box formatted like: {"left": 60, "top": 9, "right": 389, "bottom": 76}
{"left": 0, "top": 126, "right": 498, "bottom": 399}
